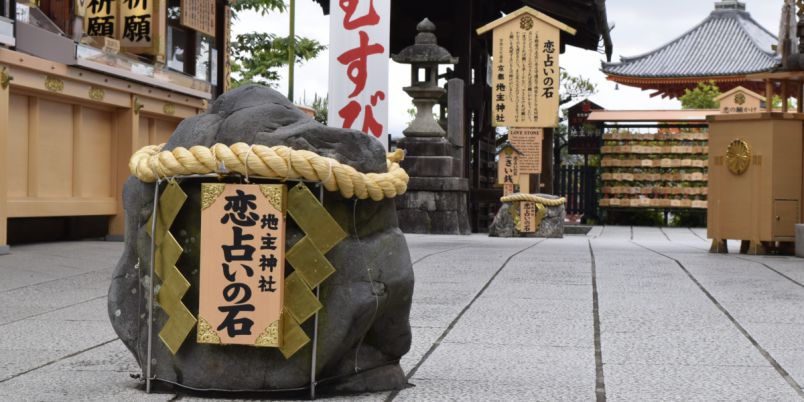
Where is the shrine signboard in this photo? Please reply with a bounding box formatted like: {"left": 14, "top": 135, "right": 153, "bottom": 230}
{"left": 508, "top": 128, "right": 543, "bottom": 174}
{"left": 715, "top": 86, "right": 764, "bottom": 115}
{"left": 497, "top": 144, "right": 522, "bottom": 196}
{"left": 328, "top": 0, "right": 391, "bottom": 148}
{"left": 181, "top": 0, "right": 216, "bottom": 37}
{"left": 477, "top": 7, "right": 576, "bottom": 128}
{"left": 198, "top": 184, "right": 286, "bottom": 347}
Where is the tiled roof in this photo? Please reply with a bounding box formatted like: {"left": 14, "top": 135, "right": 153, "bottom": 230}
{"left": 602, "top": 4, "right": 779, "bottom": 78}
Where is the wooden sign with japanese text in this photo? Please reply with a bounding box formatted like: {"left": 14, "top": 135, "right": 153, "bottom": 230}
{"left": 497, "top": 148, "right": 520, "bottom": 187}
{"left": 181, "top": 0, "right": 216, "bottom": 37}
{"left": 328, "top": 0, "right": 391, "bottom": 148}
{"left": 715, "top": 86, "right": 764, "bottom": 114}
{"left": 198, "top": 184, "right": 286, "bottom": 347}
{"left": 518, "top": 202, "right": 537, "bottom": 233}
{"left": 477, "top": 7, "right": 575, "bottom": 128}
{"left": 119, "top": 0, "right": 166, "bottom": 59}
{"left": 509, "top": 128, "right": 543, "bottom": 174}
{"left": 84, "top": 0, "right": 117, "bottom": 38}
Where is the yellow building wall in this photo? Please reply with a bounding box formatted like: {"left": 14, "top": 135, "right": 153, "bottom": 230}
{"left": 0, "top": 48, "right": 206, "bottom": 247}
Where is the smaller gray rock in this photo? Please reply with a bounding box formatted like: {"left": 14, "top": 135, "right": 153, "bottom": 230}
{"left": 489, "top": 194, "right": 565, "bottom": 238}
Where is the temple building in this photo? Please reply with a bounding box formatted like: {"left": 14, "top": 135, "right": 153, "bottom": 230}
{"left": 602, "top": 0, "right": 778, "bottom": 98}
{"left": 315, "top": 0, "right": 613, "bottom": 231}
{"left": 0, "top": 0, "right": 228, "bottom": 252}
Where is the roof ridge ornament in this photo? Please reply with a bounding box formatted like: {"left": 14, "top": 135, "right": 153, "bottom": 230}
{"left": 714, "top": 0, "right": 746, "bottom": 11}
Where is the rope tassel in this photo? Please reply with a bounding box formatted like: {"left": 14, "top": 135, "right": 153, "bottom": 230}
{"left": 130, "top": 143, "right": 410, "bottom": 201}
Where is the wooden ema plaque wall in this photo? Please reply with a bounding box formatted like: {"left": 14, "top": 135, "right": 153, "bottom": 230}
{"left": 599, "top": 130, "right": 709, "bottom": 209}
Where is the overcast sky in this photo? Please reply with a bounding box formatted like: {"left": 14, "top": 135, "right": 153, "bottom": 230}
{"left": 232, "top": 0, "right": 781, "bottom": 136}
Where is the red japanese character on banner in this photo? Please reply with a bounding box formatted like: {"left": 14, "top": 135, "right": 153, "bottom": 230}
{"left": 338, "top": 90, "right": 386, "bottom": 138}
{"left": 339, "top": 0, "right": 380, "bottom": 30}
{"left": 337, "top": 31, "right": 385, "bottom": 97}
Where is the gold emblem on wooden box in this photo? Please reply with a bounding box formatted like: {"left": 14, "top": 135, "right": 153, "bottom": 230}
{"left": 726, "top": 139, "right": 751, "bottom": 176}
{"left": 45, "top": 76, "right": 64, "bottom": 93}
{"left": 88, "top": 86, "right": 105, "bottom": 101}
{"left": 163, "top": 102, "right": 176, "bottom": 116}
{"left": 0, "top": 67, "right": 12, "bottom": 90}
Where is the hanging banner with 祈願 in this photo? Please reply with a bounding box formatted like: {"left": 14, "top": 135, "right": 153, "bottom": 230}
{"left": 477, "top": 7, "right": 576, "bottom": 128}
{"left": 328, "top": 0, "right": 391, "bottom": 149}
{"left": 198, "top": 184, "right": 286, "bottom": 348}
{"left": 84, "top": 0, "right": 117, "bottom": 38}
{"left": 119, "top": 0, "right": 166, "bottom": 59}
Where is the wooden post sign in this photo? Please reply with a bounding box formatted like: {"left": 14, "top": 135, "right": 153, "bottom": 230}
{"left": 477, "top": 7, "right": 576, "bottom": 128}
{"left": 198, "top": 184, "right": 286, "bottom": 348}
{"left": 497, "top": 143, "right": 522, "bottom": 196}
{"left": 509, "top": 128, "right": 543, "bottom": 175}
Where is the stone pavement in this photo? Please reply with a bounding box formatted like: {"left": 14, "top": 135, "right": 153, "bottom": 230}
{"left": 0, "top": 228, "right": 803, "bottom": 401}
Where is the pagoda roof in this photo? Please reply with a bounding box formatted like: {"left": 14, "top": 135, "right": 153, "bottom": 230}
{"left": 602, "top": 1, "right": 778, "bottom": 83}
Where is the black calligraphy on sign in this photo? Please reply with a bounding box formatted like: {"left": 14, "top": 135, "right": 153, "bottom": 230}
{"left": 87, "top": 16, "right": 114, "bottom": 37}
{"left": 495, "top": 37, "right": 506, "bottom": 124}
{"left": 88, "top": 0, "right": 113, "bottom": 14}
{"left": 122, "top": 15, "right": 152, "bottom": 42}
{"left": 123, "top": 0, "right": 147, "bottom": 10}
{"left": 542, "top": 40, "right": 556, "bottom": 99}
{"left": 258, "top": 214, "right": 280, "bottom": 293}
{"left": 216, "top": 191, "right": 259, "bottom": 338}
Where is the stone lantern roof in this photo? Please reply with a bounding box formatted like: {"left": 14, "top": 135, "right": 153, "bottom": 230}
{"left": 392, "top": 19, "right": 459, "bottom": 65}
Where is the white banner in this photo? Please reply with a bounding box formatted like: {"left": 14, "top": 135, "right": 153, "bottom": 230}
{"left": 327, "top": 0, "right": 391, "bottom": 149}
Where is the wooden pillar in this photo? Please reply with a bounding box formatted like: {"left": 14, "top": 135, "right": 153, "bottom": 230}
{"left": 0, "top": 71, "right": 8, "bottom": 254}
{"left": 108, "top": 97, "right": 140, "bottom": 239}
{"left": 542, "top": 128, "right": 554, "bottom": 194}
{"left": 798, "top": 82, "right": 804, "bottom": 113}
{"left": 766, "top": 79, "right": 774, "bottom": 112}
{"left": 782, "top": 80, "right": 789, "bottom": 113}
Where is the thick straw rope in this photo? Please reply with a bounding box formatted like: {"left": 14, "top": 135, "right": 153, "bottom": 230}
{"left": 500, "top": 193, "right": 566, "bottom": 206}
{"left": 130, "top": 143, "right": 409, "bottom": 201}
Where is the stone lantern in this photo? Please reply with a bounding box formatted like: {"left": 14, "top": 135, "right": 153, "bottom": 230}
{"left": 391, "top": 19, "right": 470, "bottom": 235}
{"left": 393, "top": 18, "right": 458, "bottom": 138}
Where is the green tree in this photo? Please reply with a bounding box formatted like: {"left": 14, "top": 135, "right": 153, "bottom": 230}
{"left": 229, "top": 1, "right": 326, "bottom": 89}
{"left": 559, "top": 70, "right": 596, "bottom": 106}
{"left": 309, "top": 94, "right": 328, "bottom": 124}
{"left": 680, "top": 81, "right": 721, "bottom": 109}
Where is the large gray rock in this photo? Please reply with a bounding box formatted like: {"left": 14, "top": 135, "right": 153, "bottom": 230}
{"left": 108, "top": 85, "right": 414, "bottom": 395}
{"left": 489, "top": 194, "right": 565, "bottom": 238}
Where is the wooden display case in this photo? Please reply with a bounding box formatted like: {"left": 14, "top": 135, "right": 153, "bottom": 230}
{"left": 707, "top": 113, "right": 804, "bottom": 254}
